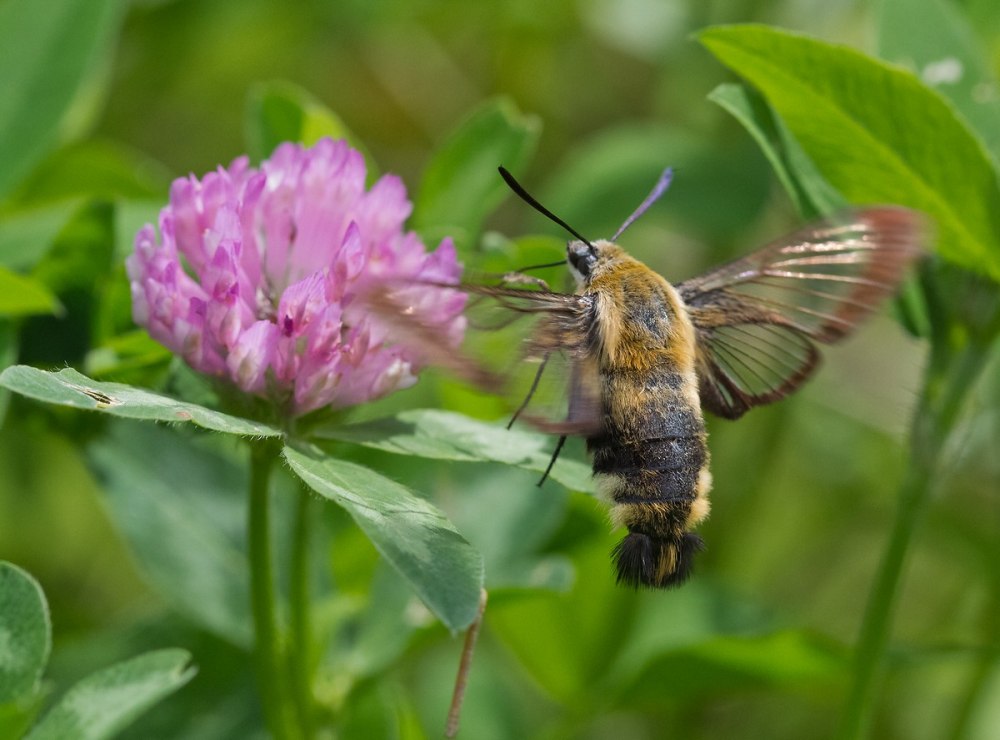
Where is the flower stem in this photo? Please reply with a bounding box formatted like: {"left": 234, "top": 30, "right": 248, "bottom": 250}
{"left": 446, "top": 589, "right": 488, "bottom": 739}
{"left": 288, "top": 486, "right": 314, "bottom": 738}
{"left": 839, "top": 341, "right": 991, "bottom": 739}
{"left": 249, "top": 439, "right": 299, "bottom": 740}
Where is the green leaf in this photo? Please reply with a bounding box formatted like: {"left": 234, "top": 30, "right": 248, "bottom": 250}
{"left": 699, "top": 24, "right": 1000, "bottom": 281}
{"left": 313, "top": 409, "right": 593, "bottom": 493}
{"left": 88, "top": 423, "right": 253, "bottom": 648}
{"left": 707, "top": 83, "right": 846, "bottom": 218}
{"left": 0, "top": 267, "right": 61, "bottom": 318}
{"left": 0, "top": 366, "right": 282, "bottom": 437}
{"left": 413, "top": 98, "right": 540, "bottom": 252}
{"left": 283, "top": 445, "right": 484, "bottom": 632}
{"left": 877, "top": 0, "right": 1000, "bottom": 164}
{"left": 0, "top": 563, "right": 50, "bottom": 703}
{"left": 244, "top": 81, "right": 378, "bottom": 176}
{"left": 24, "top": 649, "right": 194, "bottom": 740}
{"left": 0, "top": 200, "right": 83, "bottom": 271}
{"left": 0, "top": 0, "right": 124, "bottom": 199}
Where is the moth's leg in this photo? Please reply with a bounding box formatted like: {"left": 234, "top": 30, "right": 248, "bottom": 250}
{"left": 537, "top": 434, "right": 567, "bottom": 487}
{"left": 508, "top": 353, "right": 550, "bottom": 429}
{"left": 499, "top": 271, "right": 550, "bottom": 291}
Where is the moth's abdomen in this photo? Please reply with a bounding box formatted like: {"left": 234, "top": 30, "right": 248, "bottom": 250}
{"left": 590, "top": 368, "right": 711, "bottom": 589}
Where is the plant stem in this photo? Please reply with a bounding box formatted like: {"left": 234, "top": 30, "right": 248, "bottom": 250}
{"left": 446, "top": 589, "right": 488, "bottom": 739}
{"left": 249, "top": 439, "right": 298, "bottom": 740}
{"left": 288, "top": 486, "right": 314, "bottom": 738}
{"left": 839, "top": 342, "right": 990, "bottom": 739}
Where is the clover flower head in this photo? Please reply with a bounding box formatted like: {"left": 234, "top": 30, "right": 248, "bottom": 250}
{"left": 127, "top": 138, "right": 465, "bottom": 416}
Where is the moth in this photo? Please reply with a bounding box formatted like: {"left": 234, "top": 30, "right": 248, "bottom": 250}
{"left": 378, "top": 167, "right": 924, "bottom": 589}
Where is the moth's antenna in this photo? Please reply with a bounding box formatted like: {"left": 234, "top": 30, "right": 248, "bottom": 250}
{"left": 498, "top": 167, "right": 594, "bottom": 247}
{"left": 518, "top": 260, "right": 565, "bottom": 272}
{"left": 611, "top": 167, "right": 673, "bottom": 241}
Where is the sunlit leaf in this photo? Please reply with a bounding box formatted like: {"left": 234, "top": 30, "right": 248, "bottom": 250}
{"left": 25, "top": 649, "right": 194, "bottom": 740}
{"left": 87, "top": 423, "right": 253, "bottom": 648}
{"left": 283, "top": 445, "right": 484, "bottom": 632}
{"left": 313, "top": 409, "right": 593, "bottom": 493}
{"left": 413, "top": 98, "right": 540, "bottom": 251}
{"left": 0, "top": 268, "right": 61, "bottom": 318}
{"left": 0, "top": 0, "right": 123, "bottom": 199}
{"left": 0, "top": 366, "right": 282, "bottom": 437}
{"left": 700, "top": 24, "right": 1000, "bottom": 281}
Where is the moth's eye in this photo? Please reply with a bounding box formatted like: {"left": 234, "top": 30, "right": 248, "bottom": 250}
{"left": 568, "top": 242, "right": 597, "bottom": 277}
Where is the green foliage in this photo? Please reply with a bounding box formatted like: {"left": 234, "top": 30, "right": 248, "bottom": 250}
{"left": 1, "top": 2, "right": 999, "bottom": 739}
{"left": 0, "top": 0, "right": 123, "bottom": 199}
{"left": 284, "top": 446, "right": 484, "bottom": 633}
{"left": 0, "top": 563, "right": 51, "bottom": 734}
{"left": 314, "top": 409, "right": 593, "bottom": 493}
{"left": 24, "top": 651, "right": 195, "bottom": 740}
{"left": 700, "top": 24, "right": 1000, "bottom": 281}
{"left": 413, "top": 98, "right": 540, "bottom": 251}
{"left": 245, "top": 81, "right": 378, "bottom": 174}
{"left": 0, "top": 366, "right": 282, "bottom": 437}
{"left": 0, "top": 562, "right": 193, "bottom": 740}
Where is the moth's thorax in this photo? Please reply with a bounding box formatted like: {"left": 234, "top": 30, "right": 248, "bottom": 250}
{"left": 570, "top": 244, "right": 697, "bottom": 381}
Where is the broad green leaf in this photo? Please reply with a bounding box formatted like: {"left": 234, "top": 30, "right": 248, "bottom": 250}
{"left": 0, "top": 200, "right": 83, "bottom": 271}
{"left": 313, "top": 409, "right": 593, "bottom": 493}
{"left": 0, "top": 366, "right": 282, "bottom": 437}
{"left": 88, "top": 423, "right": 253, "bottom": 648}
{"left": 283, "top": 445, "right": 484, "bottom": 632}
{"left": 25, "top": 649, "right": 194, "bottom": 740}
{"left": 0, "top": 267, "right": 61, "bottom": 318}
{"left": 707, "top": 83, "right": 846, "bottom": 218}
{"left": 244, "top": 81, "right": 377, "bottom": 176}
{"left": 699, "top": 24, "right": 1000, "bottom": 281}
{"left": 0, "top": 563, "right": 50, "bottom": 703}
{"left": 0, "top": 0, "right": 123, "bottom": 199}
{"left": 413, "top": 98, "right": 540, "bottom": 251}
{"left": 877, "top": 0, "right": 1000, "bottom": 164}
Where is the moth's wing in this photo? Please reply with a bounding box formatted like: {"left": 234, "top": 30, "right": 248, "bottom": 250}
{"left": 675, "top": 207, "right": 925, "bottom": 419}
{"left": 364, "top": 281, "right": 602, "bottom": 436}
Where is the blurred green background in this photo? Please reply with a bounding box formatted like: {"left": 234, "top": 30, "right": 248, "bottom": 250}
{"left": 1, "top": 0, "right": 999, "bottom": 738}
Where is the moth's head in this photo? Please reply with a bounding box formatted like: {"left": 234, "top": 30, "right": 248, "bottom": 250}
{"left": 567, "top": 239, "right": 625, "bottom": 286}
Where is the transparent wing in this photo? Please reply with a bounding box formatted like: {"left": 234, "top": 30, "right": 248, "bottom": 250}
{"left": 676, "top": 207, "right": 925, "bottom": 419}
{"left": 364, "top": 280, "right": 603, "bottom": 435}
